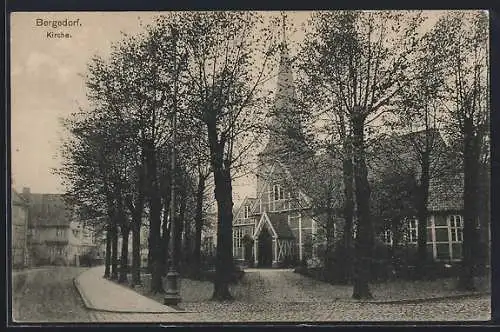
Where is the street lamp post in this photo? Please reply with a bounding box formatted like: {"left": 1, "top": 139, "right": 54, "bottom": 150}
{"left": 164, "top": 105, "right": 181, "bottom": 306}
{"left": 164, "top": 26, "right": 181, "bottom": 306}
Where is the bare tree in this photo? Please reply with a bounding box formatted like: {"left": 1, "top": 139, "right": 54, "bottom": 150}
{"left": 297, "top": 11, "right": 426, "bottom": 299}
{"left": 430, "top": 11, "right": 489, "bottom": 290}
{"left": 181, "top": 12, "right": 279, "bottom": 300}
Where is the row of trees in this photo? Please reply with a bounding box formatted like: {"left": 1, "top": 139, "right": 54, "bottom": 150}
{"left": 59, "top": 11, "right": 489, "bottom": 301}
{"left": 59, "top": 12, "right": 281, "bottom": 300}
{"left": 289, "top": 11, "right": 489, "bottom": 298}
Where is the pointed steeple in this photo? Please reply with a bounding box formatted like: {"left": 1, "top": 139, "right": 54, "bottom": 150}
{"left": 262, "top": 13, "right": 300, "bottom": 159}
{"left": 273, "top": 13, "right": 296, "bottom": 124}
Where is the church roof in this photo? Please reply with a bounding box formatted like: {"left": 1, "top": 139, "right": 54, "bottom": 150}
{"left": 266, "top": 211, "right": 295, "bottom": 239}
{"left": 255, "top": 211, "right": 295, "bottom": 239}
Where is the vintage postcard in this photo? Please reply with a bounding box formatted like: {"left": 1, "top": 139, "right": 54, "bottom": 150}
{"left": 9, "top": 10, "right": 491, "bottom": 324}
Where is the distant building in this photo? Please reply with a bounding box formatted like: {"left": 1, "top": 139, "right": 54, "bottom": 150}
{"left": 12, "top": 188, "right": 29, "bottom": 268}
{"left": 21, "top": 187, "right": 99, "bottom": 266}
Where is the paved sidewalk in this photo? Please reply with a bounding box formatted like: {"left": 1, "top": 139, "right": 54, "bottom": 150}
{"left": 74, "top": 266, "right": 184, "bottom": 314}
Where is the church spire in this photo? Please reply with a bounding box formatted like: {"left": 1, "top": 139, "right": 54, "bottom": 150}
{"left": 275, "top": 12, "right": 295, "bottom": 106}
{"left": 261, "top": 13, "right": 300, "bottom": 159}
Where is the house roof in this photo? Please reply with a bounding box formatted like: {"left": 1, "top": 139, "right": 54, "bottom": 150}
{"left": 12, "top": 188, "right": 27, "bottom": 206}
{"left": 427, "top": 172, "right": 464, "bottom": 212}
{"left": 370, "top": 128, "right": 464, "bottom": 212}
{"left": 22, "top": 193, "right": 73, "bottom": 227}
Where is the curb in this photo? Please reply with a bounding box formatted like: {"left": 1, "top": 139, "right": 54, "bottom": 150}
{"left": 73, "top": 267, "right": 194, "bottom": 314}
{"left": 341, "top": 292, "right": 490, "bottom": 305}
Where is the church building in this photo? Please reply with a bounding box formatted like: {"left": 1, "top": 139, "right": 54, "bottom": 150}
{"left": 232, "top": 24, "right": 325, "bottom": 268}
{"left": 231, "top": 19, "right": 479, "bottom": 269}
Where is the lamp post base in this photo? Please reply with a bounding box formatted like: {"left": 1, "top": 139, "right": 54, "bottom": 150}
{"left": 164, "top": 269, "right": 181, "bottom": 306}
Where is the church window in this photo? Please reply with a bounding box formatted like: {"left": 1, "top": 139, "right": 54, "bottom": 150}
{"left": 233, "top": 228, "right": 243, "bottom": 255}
{"left": 273, "top": 184, "right": 284, "bottom": 201}
{"left": 244, "top": 205, "right": 250, "bottom": 219}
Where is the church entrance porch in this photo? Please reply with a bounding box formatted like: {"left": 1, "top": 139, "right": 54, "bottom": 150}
{"left": 253, "top": 211, "right": 296, "bottom": 268}
{"left": 257, "top": 227, "right": 273, "bottom": 267}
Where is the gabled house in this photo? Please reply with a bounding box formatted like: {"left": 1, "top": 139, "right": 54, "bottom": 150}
{"left": 21, "top": 187, "right": 99, "bottom": 266}
{"left": 370, "top": 129, "right": 470, "bottom": 263}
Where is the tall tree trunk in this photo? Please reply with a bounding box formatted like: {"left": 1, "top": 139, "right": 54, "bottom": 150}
{"left": 342, "top": 144, "right": 354, "bottom": 284}
{"left": 416, "top": 151, "right": 430, "bottom": 279}
{"left": 183, "top": 221, "right": 191, "bottom": 269}
{"left": 111, "top": 222, "right": 119, "bottom": 280}
{"left": 119, "top": 223, "right": 130, "bottom": 283}
{"left": 160, "top": 172, "right": 172, "bottom": 276}
{"left": 145, "top": 139, "right": 164, "bottom": 294}
{"left": 390, "top": 218, "right": 404, "bottom": 278}
{"left": 212, "top": 167, "right": 234, "bottom": 301}
{"left": 161, "top": 197, "right": 171, "bottom": 276}
{"left": 324, "top": 204, "right": 336, "bottom": 280}
{"left": 131, "top": 149, "right": 146, "bottom": 286}
{"left": 104, "top": 223, "right": 112, "bottom": 278}
{"left": 351, "top": 109, "right": 374, "bottom": 300}
{"left": 477, "top": 161, "right": 490, "bottom": 274}
{"left": 193, "top": 175, "right": 206, "bottom": 274}
{"left": 147, "top": 233, "right": 153, "bottom": 274}
{"left": 149, "top": 196, "right": 163, "bottom": 293}
{"left": 458, "top": 116, "right": 479, "bottom": 290}
{"left": 131, "top": 218, "right": 142, "bottom": 286}
{"left": 177, "top": 190, "right": 187, "bottom": 272}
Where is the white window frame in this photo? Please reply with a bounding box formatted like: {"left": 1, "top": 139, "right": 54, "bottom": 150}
{"left": 434, "top": 216, "right": 451, "bottom": 260}
{"left": 448, "top": 214, "right": 463, "bottom": 261}
{"left": 56, "top": 228, "right": 64, "bottom": 238}
{"left": 273, "top": 184, "right": 284, "bottom": 201}
{"left": 244, "top": 205, "right": 250, "bottom": 219}
{"left": 233, "top": 228, "right": 243, "bottom": 256}
{"left": 383, "top": 229, "right": 393, "bottom": 246}
{"left": 408, "top": 218, "right": 418, "bottom": 244}
{"left": 449, "top": 215, "right": 463, "bottom": 243}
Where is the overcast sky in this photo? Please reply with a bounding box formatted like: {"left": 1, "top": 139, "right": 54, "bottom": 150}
{"left": 10, "top": 10, "right": 471, "bottom": 203}
{"left": 10, "top": 11, "right": 313, "bottom": 202}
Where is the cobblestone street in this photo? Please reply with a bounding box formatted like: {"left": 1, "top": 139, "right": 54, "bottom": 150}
{"left": 89, "top": 296, "right": 490, "bottom": 322}
{"left": 11, "top": 266, "right": 491, "bottom": 323}
{"left": 12, "top": 267, "right": 94, "bottom": 323}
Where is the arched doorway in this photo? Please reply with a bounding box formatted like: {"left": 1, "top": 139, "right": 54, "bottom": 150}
{"left": 258, "top": 226, "right": 273, "bottom": 267}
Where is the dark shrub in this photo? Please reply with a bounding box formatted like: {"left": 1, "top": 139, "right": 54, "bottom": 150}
{"left": 278, "top": 256, "right": 298, "bottom": 268}
{"left": 293, "top": 265, "right": 308, "bottom": 275}
{"left": 370, "top": 240, "right": 393, "bottom": 282}
{"left": 53, "top": 256, "right": 67, "bottom": 266}
{"left": 321, "top": 241, "right": 353, "bottom": 284}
